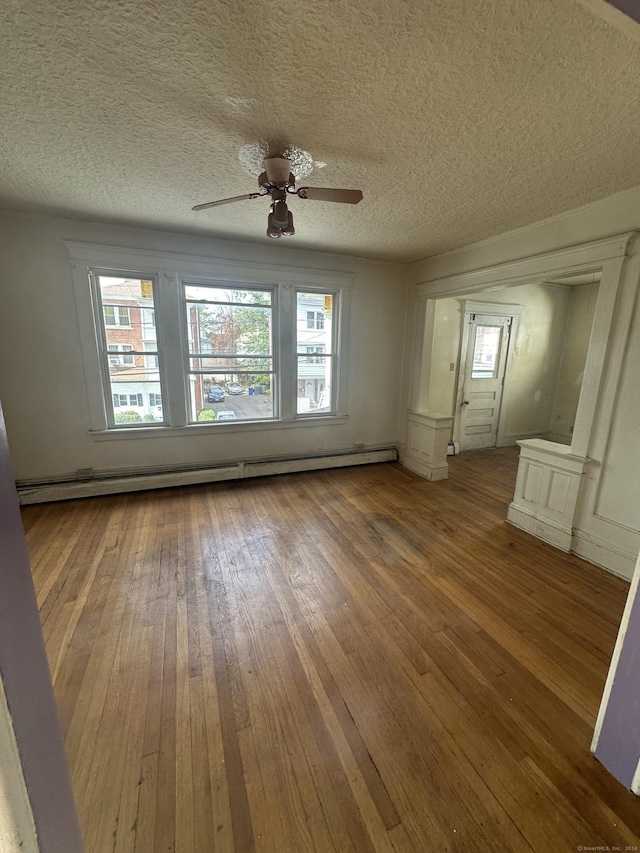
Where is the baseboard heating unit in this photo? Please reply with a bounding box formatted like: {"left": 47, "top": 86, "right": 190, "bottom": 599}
{"left": 17, "top": 448, "right": 398, "bottom": 504}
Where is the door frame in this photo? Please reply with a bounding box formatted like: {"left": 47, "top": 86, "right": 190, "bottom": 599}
{"left": 453, "top": 300, "right": 522, "bottom": 451}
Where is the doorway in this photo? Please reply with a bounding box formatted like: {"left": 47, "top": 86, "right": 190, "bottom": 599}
{"left": 453, "top": 300, "right": 521, "bottom": 453}
{"left": 458, "top": 313, "right": 511, "bottom": 451}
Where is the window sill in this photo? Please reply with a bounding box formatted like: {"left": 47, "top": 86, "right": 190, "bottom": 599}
{"left": 90, "top": 415, "right": 349, "bottom": 440}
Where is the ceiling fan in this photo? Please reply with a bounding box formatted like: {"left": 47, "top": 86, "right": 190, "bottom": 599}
{"left": 192, "top": 157, "right": 363, "bottom": 239}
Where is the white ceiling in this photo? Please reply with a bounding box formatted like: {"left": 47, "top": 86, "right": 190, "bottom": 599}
{"left": 1, "top": 0, "right": 640, "bottom": 263}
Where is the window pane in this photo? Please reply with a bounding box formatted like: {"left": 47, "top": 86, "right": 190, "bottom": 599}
{"left": 184, "top": 286, "right": 271, "bottom": 305}
{"left": 189, "top": 374, "right": 274, "bottom": 422}
{"left": 297, "top": 356, "right": 332, "bottom": 414}
{"left": 96, "top": 275, "right": 164, "bottom": 425}
{"left": 297, "top": 292, "right": 334, "bottom": 414}
{"left": 186, "top": 302, "right": 272, "bottom": 357}
{"left": 472, "top": 325, "right": 502, "bottom": 379}
{"left": 297, "top": 292, "right": 333, "bottom": 352}
{"left": 184, "top": 284, "right": 274, "bottom": 424}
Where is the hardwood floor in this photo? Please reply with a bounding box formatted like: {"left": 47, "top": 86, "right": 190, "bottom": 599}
{"left": 23, "top": 448, "right": 640, "bottom": 852}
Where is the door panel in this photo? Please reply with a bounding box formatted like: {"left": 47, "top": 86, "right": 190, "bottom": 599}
{"left": 459, "top": 314, "right": 511, "bottom": 451}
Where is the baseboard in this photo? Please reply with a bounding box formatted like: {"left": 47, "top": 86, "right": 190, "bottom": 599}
{"left": 507, "top": 506, "right": 637, "bottom": 581}
{"left": 507, "top": 503, "right": 572, "bottom": 551}
{"left": 402, "top": 456, "right": 449, "bottom": 481}
{"left": 572, "top": 529, "right": 637, "bottom": 581}
{"left": 17, "top": 448, "right": 398, "bottom": 504}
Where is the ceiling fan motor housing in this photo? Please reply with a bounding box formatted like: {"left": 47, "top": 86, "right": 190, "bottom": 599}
{"left": 263, "top": 157, "right": 294, "bottom": 186}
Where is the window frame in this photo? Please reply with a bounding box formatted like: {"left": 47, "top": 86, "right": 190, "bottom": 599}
{"left": 67, "top": 243, "right": 352, "bottom": 438}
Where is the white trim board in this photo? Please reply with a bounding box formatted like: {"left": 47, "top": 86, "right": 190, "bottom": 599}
{"left": 412, "top": 233, "right": 634, "bottom": 293}
{"left": 66, "top": 241, "right": 354, "bottom": 289}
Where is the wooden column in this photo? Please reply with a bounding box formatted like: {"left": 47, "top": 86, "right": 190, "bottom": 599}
{"left": 403, "top": 412, "right": 453, "bottom": 481}
{"left": 507, "top": 439, "right": 589, "bottom": 552}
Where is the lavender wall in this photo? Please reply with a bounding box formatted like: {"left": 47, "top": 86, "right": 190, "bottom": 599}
{"left": 605, "top": 0, "right": 640, "bottom": 25}
{"left": 0, "top": 400, "right": 83, "bottom": 851}
{"left": 594, "top": 573, "right": 640, "bottom": 789}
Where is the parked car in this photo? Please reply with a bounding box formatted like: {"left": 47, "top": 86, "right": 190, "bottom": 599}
{"left": 225, "top": 382, "right": 243, "bottom": 395}
{"left": 207, "top": 385, "right": 225, "bottom": 402}
{"left": 216, "top": 410, "right": 237, "bottom": 421}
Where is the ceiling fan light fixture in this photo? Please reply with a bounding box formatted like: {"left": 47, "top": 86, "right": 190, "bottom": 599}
{"left": 282, "top": 211, "right": 295, "bottom": 236}
{"left": 267, "top": 212, "right": 283, "bottom": 238}
{"left": 272, "top": 200, "right": 289, "bottom": 229}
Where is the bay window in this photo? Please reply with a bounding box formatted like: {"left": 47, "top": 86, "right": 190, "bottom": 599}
{"left": 69, "top": 243, "right": 350, "bottom": 435}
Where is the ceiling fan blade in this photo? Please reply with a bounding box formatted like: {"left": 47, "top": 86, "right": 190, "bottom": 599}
{"left": 296, "top": 187, "right": 363, "bottom": 204}
{"left": 192, "top": 192, "right": 263, "bottom": 211}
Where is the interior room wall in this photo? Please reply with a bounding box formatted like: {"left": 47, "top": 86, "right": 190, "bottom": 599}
{"left": 549, "top": 282, "right": 599, "bottom": 444}
{"left": 408, "top": 184, "right": 640, "bottom": 578}
{"left": 427, "top": 298, "right": 461, "bottom": 415}
{"left": 0, "top": 212, "right": 407, "bottom": 483}
{"left": 427, "top": 283, "right": 571, "bottom": 443}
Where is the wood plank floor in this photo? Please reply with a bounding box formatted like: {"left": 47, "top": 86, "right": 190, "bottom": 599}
{"left": 22, "top": 448, "right": 640, "bottom": 852}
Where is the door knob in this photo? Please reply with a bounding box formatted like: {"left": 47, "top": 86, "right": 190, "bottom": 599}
{"left": 463, "top": 400, "right": 470, "bottom": 406}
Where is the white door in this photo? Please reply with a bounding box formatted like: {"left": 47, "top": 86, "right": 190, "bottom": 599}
{"left": 459, "top": 313, "right": 511, "bottom": 451}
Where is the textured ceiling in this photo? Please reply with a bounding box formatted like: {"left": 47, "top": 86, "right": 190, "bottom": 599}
{"left": 1, "top": 0, "right": 640, "bottom": 263}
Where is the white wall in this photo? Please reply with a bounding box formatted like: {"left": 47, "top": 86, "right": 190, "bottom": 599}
{"left": 549, "top": 282, "right": 598, "bottom": 443}
{"left": 0, "top": 212, "right": 407, "bottom": 482}
{"left": 407, "top": 184, "right": 640, "bottom": 578}
{"left": 428, "top": 298, "right": 461, "bottom": 416}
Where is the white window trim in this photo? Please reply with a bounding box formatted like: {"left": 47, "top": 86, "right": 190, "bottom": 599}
{"left": 67, "top": 242, "right": 352, "bottom": 437}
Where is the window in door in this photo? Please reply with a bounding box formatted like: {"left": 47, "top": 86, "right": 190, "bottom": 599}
{"left": 471, "top": 325, "right": 503, "bottom": 378}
